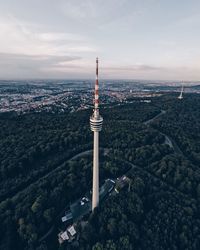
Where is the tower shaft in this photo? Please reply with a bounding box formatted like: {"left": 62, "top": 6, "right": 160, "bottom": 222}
{"left": 92, "top": 131, "right": 99, "bottom": 210}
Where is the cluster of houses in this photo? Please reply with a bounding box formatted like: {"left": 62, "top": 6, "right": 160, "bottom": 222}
{"left": 58, "top": 177, "right": 130, "bottom": 244}
{"left": 58, "top": 225, "right": 77, "bottom": 244}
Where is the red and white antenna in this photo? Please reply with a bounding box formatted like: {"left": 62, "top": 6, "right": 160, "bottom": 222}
{"left": 94, "top": 57, "right": 99, "bottom": 111}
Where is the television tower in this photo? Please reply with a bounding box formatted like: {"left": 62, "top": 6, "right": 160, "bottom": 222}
{"left": 90, "top": 57, "right": 103, "bottom": 211}
{"left": 178, "top": 84, "right": 184, "bottom": 99}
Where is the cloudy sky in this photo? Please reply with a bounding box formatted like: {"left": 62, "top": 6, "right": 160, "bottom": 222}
{"left": 0, "top": 0, "right": 200, "bottom": 80}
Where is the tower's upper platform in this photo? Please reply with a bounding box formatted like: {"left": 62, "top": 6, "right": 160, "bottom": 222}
{"left": 90, "top": 114, "right": 103, "bottom": 132}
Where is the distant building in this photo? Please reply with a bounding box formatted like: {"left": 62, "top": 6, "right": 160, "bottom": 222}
{"left": 115, "top": 175, "right": 130, "bottom": 192}
{"left": 58, "top": 231, "right": 69, "bottom": 244}
{"left": 99, "top": 179, "right": 115, "bottom": 201}
{"left": 70, "top": 195, "right": 91, "bottom": 221}
{"left": 60, "top": 231, "right": 69, "bottom": 241}
{"left": 178, "top": 84, "right": 184, "bottom": 99}
{"left": 61, "top": 210, "right": 73, "bottom": 222}
{"left": 67, "top": 225, "right": 76, "bottom": 237}
{"left": 58, "top": 224, "right": 77, "bottom": 244}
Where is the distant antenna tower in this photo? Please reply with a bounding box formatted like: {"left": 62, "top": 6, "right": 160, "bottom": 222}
{"left": 90, "top": 58, "right": 103, "bottom": 211}
{"left": 178, "top": 84, "right": 184, "bottom": 99}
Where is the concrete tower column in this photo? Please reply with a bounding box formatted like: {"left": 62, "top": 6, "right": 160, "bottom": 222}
{"left": 92, "top": 131, "right": 99, "bottom": 210}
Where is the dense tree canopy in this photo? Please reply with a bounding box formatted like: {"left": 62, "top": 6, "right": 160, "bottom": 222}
{"left": 1, "top": 95, "right": 200, "bottom": 250}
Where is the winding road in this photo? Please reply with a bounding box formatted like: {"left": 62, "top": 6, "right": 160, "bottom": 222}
{"left": 143, "top": 110, "right": 166, "bottom": 125}
{"left": 39, "top": 108, "right": 192, "bottom": 242}
{"left": 0, "top": 149, "right": 95, "bottom": 203}
{"left": 143, "top": 109, "right": 183, "bottom": 155}
{"left": 1, "top": 107, "right": 189, "bottom": 242}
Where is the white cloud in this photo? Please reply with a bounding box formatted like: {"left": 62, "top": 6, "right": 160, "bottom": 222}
{"left": 60, "top": 0, "right": 133, "bottom": 26}
{"left": 0, "top": 52, "right": 82, "bottom": 79}
{"left": 0, "top": 15, "right": 96, "bottom": 56}
{"left": 0, "top": 14, "right": 98, "bottom": 78}
{"left": 36, "top": 32, "right": 85, "bottom": 42}
{"left": 0, "top": 1, "right": 200, "bottom": 80}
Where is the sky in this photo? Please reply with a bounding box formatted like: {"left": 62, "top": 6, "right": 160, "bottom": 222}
{"left": 0, "top": 0, "right": 200, "bottom": 81}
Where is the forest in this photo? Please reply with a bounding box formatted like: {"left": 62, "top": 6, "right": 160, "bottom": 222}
{"left": 1, "top": 94, "right": 200, "bottom": 250}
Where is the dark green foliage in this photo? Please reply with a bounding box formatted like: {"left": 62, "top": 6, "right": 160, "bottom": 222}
{"left": 1, "top": 95, "right": 200, "bottom": 250}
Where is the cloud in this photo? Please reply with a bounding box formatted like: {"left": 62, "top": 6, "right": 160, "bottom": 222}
{"left": 102, "top": 64, "right": 200, "bottom": 81}
{"left": 0, "top": 53, "right": 199, "bottom": 80}
{"left": 0, "top": 53, "right": 82, "bottom": 78}
{"left": 0, "top": 53, "right": 80, "bottom": 64}
{"left": 0, "top": 14, "right": 98, "bottom": 78}
{"left": 104, "top": 65, "right": 163, "bottom": 71}
{"left": 60, "top": 0, "right": 135, "bottom": 26}
{"left": 36, "top": 32, "right": 84, "bottom": 42}
{"left": 0, "top": 15, "right": 97, "bottom": 56}
{"left": 0, "top": 1, "right": 200, "bottom": 80}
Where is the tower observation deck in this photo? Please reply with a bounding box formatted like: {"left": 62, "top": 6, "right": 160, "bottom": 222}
{"left": 90, "top": 57, "right": 103, "bottom": 211}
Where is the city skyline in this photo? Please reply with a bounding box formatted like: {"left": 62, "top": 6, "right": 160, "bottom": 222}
{"left": 0, "top": 0, "right": 200, "bottom": 80}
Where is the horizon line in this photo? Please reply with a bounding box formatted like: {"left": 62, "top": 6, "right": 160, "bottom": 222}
{"left": 0, "top": 78, "right": 199, "bottom": 83}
